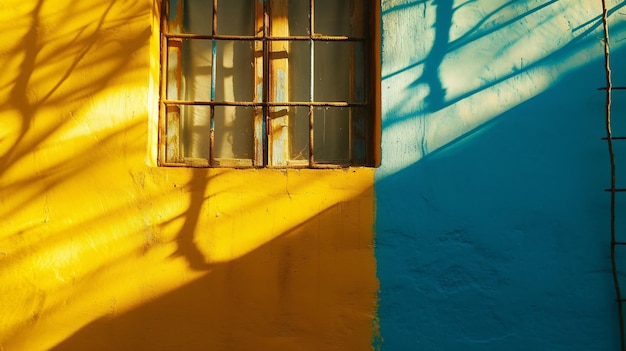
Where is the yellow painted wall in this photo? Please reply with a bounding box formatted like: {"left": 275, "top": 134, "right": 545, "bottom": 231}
{"left": 0, "top": 0, "right": 378, "bottom": 350}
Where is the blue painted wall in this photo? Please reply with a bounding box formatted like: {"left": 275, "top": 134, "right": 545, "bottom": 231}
{"left": 375, "top": 1, "right": 626, "bottom": 349}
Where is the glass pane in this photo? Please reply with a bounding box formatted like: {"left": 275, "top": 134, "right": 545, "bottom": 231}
{"left": 313, "top": 107, "right": 350, "bottom": 163}
{"left": 166, "top": 41, "right": 183, "bottom": 100}
{"left": 351, "top": 107, "right": 369, "bottom": 164}
{"left": 315, "top": 0, "right": 363, "bottom": 36}
{"left": 215, "top": 41, "right": 255, "bottom": 102}
{"left": 289, "top": 107, "right": 310, "bottom": 161}
{"left": 165, "top": 105, "right": 182, "bottom": 162}
{"left": 353, "top": 41, "right": 366, "bottom": 102}
{"left": 217, "top": 0, "right": 255, "bottom": 35}
{"left": 287, "top": 0, "right": 309, "bottom": 36}
{"left": 182, "top": 38, "right": 213, "bottom": 101}
{"left": 214, "top": 106, "right": 255, "bottom": 161}
{"left": 181, "top": 105, "right": 211, "bottom": 159}
{"left": 314, "top": 42, "right": 352, "bottom": 101}
{"left": 181, "top": 0, "right": 213, "bottom": 35}
{"left": 288, "top": 41, "right": 311, "bottom": 102}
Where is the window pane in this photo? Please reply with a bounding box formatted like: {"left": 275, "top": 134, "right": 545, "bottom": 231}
{"left": 287, "top": 0, "right": 309, "bottom": 36}
{"left": 313, "top": 107, "right": 350, "bottom": 163}
{"left": 215, "top": 41, "right": 255, "bottom": 102}
{"left": 353, "top": 41, "right": 366, "bottom": 102}
{"left": 289, "top": 106, "right": 310, "bottom": 161}
{"left": 182, "top": 39, "right": 212, "bottom": 101}
{"left": 314, "top": 42, "right": 353, "bottom": 102}
{"left": 351, "top": 107, "right": 369, "bottom": 164}
{"left": 288, "top": 41, "right": 311, "bottom": 102}
{"left": 180, "top": 0, "right": 213, "bottom": 35}
{"left": 214, "top": 106, "right": 255, "bottom": 162}
{"left": 181, "top": 105, "right": 211, "bottom": 159}
{"left": 217, "top": 0, "right": 255, "bottom": 35}
{"left": 315, "top": 0, "right": 363, "bottom": 36}
{"left": 165, "top": 105, "right": 182, "bottom": 162}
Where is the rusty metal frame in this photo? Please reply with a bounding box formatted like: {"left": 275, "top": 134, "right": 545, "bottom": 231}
{"left": 164, "top": 33, "right": 366, "bottom": 41}
{"left": 158, "top": 0, "right": 377, "bottom": 168}
{"left": 158, "top": 0, "right": 168, "bottom": 166}
{"left": 163, "top": 100, "right": 367, "bottom": 107}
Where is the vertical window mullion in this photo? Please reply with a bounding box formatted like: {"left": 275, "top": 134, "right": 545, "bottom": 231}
{"left": 349, "top": 57, "right": 355, "bottom": 164}
{"left": 159, "top": 0, "right": 169, "bottom": 165}
{"left": 349, "top": 0, "right": 356, "bottom": 164}
{"left": 209, "top": 0, "right": 218, "bottom": 166}
{"left": 163, "top": 0, "right": 183, "bottom": 164}
{"left": 262, "top": 0, "right": 270, "bottom": 166}
{"left": 308, "top": 0, "right": 315, "bottom": 167}
{"left": 253, "top": 0, "right": 265, "bottom": 167}
{"left": 269, "top": 0, "right": 291, "bottom": 166}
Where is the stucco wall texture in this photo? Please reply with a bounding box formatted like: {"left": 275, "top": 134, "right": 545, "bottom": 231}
{"left": 3, "top": 0, "right": 626, "bottom": 350}
{"left": 376, "top": 0, "right": 626, "bottom": 350}
{"left": 0, "top": 1, "right": 377, "bottom": 350}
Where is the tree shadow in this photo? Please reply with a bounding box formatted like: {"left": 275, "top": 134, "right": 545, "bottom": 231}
{"left": 375, "top": 2, "right": 626, "bottom": 349}
{"left": 377, "top": 54, "right": 625, "bottom": 349}
{"left": 0, "top": 0, "right": 128, "bottom": 176}
{"left": 0, "top": 0, "right": 157, "bottom": 344}
{"left": 408, "top": 0, "right": 453, "bottom": 111}
{"left": 49, "top": 187, "right": 377, "bottom": 351}
{"left": 383, "top": 0, "right": 626, "bottom": 124}
{"left": 0, "top": 2, "right": 379, "bottom": 350}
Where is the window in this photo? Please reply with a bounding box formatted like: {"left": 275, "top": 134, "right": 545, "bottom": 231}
{"left": 159, "top": 0, "right": 379, "bottom": 168}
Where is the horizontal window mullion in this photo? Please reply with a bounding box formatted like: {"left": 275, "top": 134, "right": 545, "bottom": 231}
{"left": 164, "top": 32, "right": 366, "bottom": 41}
{"left": 163, "top": 100, "right": 369, "bottom": 107}
{"left": 309, "top": 163, "right": 350, "bottom": 169}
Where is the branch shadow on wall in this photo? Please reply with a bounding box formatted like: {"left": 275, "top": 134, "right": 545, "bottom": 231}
{"left": 1, "top": 2, "right": 378, "bottom": 349}
{"left": 375, "top": 1, "right": 626, "bottom": 350}
{"left": 49, "top": 185, "right": 376, "bottom": 351}
{"left": 383, "top": 0, "right": 626, "bottom": 127}
{"left": 0, "top": 0, "right": 154, "bottom": 239}
{"left": 0, "top": 0, "right": 156, "bottom": 345}
{"left": 0, "top": 0, "right": 151, "bottom": 178}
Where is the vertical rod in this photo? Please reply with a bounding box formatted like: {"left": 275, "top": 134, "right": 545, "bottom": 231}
{"left": 159, "top": 0, "right": 169, "bottom": 165}
{"left": 263, "top": 0, "right": 269, "bottom": 166}
{"left": 211, "top": 2, "right": 217, "bottom": 102}
{"left": 210, "top": 0, "right": 218, "bottom": 165}
{"left": 601, "top": 0, "right": 625, "bottom": 349}
{"left": 348, "top": 0, "right": 355, "bottom": 163}
{"left": 308, "top": 0, "right": 315, "bottom": 166}
{"left": 253, "top": 0, "right": 265, "bottom": 166}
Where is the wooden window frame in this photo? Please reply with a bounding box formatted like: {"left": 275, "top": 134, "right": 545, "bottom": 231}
{"left": 158, "top": 0, "right": 380, "bottom": 168}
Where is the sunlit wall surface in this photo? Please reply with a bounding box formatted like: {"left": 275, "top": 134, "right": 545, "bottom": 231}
{"left": 376, "top": 0, "right": 626, "bottom": 350}
{"left": 6, "top": 0, "right": 626, "bottom": 350}
{"left": 0, "top": 1, "right": 377, "bottom": 350}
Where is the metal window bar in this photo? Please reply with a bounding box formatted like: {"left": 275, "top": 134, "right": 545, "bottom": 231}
{"left": 308, "top": 0, "right": 315, "bottom": 167}
{"left": 254, "top": 0, "right": 265, "bottom": 166}
{"left": 210, "top": 0, "right": 217, "bottom": 167}
{"left": 160, "top": 0, "right": 370, "bottom": 168}
{"left": 163, "top": 100, "right": 367, "bottom": 107}
{"left": 600, "top": 0, "right": 626, "bottom": 349}
{"left": 349, "top": 0, "right": 355, "bottom": 164}
{"left": 158, "top": 0, "right": 168, "bottom": 165}
{"left": 164, "top": 33, "right": 366, "bottom": 41}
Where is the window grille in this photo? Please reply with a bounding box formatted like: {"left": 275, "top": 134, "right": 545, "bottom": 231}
{"left": 159, "top": 0, "right": 379, "bottom": 168}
